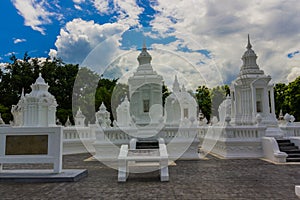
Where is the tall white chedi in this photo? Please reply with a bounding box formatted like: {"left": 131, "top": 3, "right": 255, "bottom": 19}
{"left": 128, "top": 43, "right": 163, "bottom": 125}
{"left": 230, "top": 35, "right": 277, "bottom": 129}
{"left": 13, "top": 73, "right": 58, "bottom": 127}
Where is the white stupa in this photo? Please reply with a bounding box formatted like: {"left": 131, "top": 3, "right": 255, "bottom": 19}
{"left": 128, "top": 43, "right": 163, "bottom": 125}
{"left": 230, "top": 35, "right": 279, "bottom": 136}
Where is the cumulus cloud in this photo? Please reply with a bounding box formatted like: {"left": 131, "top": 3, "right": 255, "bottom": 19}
{"left": 149, "top": 0, "right": 300, "bottom": 85}
{"left": 11, "top": 0, "right": 61, "bottom": 35}
{"left": 53, "top": 18, "right": 128, "bottom": 64}
{"left": 13, "top": 38, "right": 26, "bottom": 44}
{"left": 48, "top": 49, "right": 57, "bottom": 59}
{"left": 92, "top": 0, "right": 143, "bottom": 27}
{"left": 287, "top": 67, "right": 300, "bottom": 82}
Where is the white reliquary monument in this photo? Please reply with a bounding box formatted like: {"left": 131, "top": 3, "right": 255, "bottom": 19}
{"left": 128, "top": 43, "right": 163, "bottom": 125}
{"left": 74, "top": 107, "right": 86, "bottom": 127}
{"left": 230, "top": 35, "right": 280, "bottom": 137}
{"left": 1, "top": 73, "right": 87, "bottom": 181}
{"left": 12, "top": 73, "right": 57, "bottom": 127}
{"left": 165, "top": 75, "right": 198, "bottom": 126}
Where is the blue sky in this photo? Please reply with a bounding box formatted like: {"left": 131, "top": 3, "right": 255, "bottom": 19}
{"left": 1, "top": 0, "right": 300, "bottom": 89}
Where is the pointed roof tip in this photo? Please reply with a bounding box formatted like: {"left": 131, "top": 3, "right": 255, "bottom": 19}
{"left": 142, "top": 38, "right": 147, "bottom": 49}
{"left": 21, "top": 88, "right": 25, "bottom": 97}
{"left": 247, "top": 34, "right": 252, "bottom": 49}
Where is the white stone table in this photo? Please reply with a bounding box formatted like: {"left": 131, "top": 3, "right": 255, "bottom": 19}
{"left": 118, "top": 144, "right": 169, "bottom": 182}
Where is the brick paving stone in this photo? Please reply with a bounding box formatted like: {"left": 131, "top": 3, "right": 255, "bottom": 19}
{"left": 0, "top": 153, "right": 300, "bottom": 199}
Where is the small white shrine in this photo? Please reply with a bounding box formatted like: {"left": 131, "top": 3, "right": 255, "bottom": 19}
{"left": 95, "top": 102, "right": 111, "bottom": 128}
{"left": 74, "top": 107, "right": 86, "bottom": 127}
{"left": 230, "top": 35, "right": 279, "bottom": 136}
{"left": 165, "top": 76, "right": 198, "bottom": 126}
{"left": 116, "top": 96, "right": 131, "bottom": 127}
{"left": 12, "top": 73, "right": 57, "bottom": 127}
{"left": 128, "top": 43, "right": 163, "bottom": 125}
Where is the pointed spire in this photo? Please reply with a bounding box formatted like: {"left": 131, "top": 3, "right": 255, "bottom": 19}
{"left": 99, "top": 102, "right": 107, "bottom": 111}
{"left": 142, "top": 39, "right": 147, "bottom": 50}
{"left": 137, "top": 40, "right": 152, "bottom": 65}
{"left": 181, "top": 84, "right": 186, "bottom": 92}
{"left": 21, "top": 88, "right": 25, "bottom": 98}
{"left": 35, "top": 73, "right": 47, "bottom": 85}
{"left": 239, "top": 34, "right": 263, "bottom": 76}
{"left": 173, "top": 75, "right": 180, "bottom": 92}
{"left": 65, "top": 116, "right": 72, "bottom": 127}
{"left": 246, "top": 34, "right": 252, "bottom": 49}
{"left": 76, "top": 107, "right": 85, "bottom": 118}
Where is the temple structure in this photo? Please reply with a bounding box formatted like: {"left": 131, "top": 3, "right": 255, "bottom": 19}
{"left": 165, "top": 76, "right": 198, "bottom": 126}
{"left": 128, "top": 43, "right": 163, "bottom": 125}
{"left": 230, "top": 35, "right": 279, "bottom": 136}
{"left": 11, "top": 73, "right": 57, "bottom": 127}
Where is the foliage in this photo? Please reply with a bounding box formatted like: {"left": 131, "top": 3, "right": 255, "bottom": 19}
{"left": 195, "top": 85, "right": 212, "bottom": 122}
{"left": 211, "top": 85, "right": 230, "bottom": 118}
{"left": 0, "top": 54, "right": 93, "bottom": 124}
{"left": 162, "top": 82, "right": 171, "bottom": 108}
{"left": 286, "top": 77, "right": 300, "bottom": 120}
{"left": 274, "top": 83, "right": 289, "bottom": 117}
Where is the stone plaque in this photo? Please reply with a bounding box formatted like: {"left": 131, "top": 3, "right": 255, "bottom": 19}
{"left": 5, "top": 135, "right": 48, "bottom": 155}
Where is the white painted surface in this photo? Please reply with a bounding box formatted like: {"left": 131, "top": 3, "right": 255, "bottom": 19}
{"left": 0, "top": 126, "right": 63, "bottom": 173}
{"left": 262, "top": 137, "right": 287, "bottom": 163}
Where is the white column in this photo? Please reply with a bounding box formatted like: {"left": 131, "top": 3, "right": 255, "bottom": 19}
{"left": 251, "top": 86, "right": 256, "bottom": 118}
{"left": 270, "top": 87, "right": 275, "bottom": 115}
{"left": 263, "top": 88, "right": 269, "bottom": 114}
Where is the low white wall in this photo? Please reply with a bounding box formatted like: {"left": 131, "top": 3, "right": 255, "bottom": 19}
{"left": 200, "top": 126, "right": 266, "bottom": 158}
{"left": 262, "top": 137, "right": 287, "bottom": 163}
{"left": 63, "top": 126, "right": 96, "bottom": 155}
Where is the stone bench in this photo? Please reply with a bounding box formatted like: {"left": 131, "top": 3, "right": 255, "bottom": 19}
{"left": 118, "top": 144, "right": 169, "bottom": 182}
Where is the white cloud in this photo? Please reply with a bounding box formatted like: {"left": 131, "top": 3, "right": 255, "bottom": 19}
{"left": 149, "top": 0, "right": 300, "bottom": 85}
{"left": 287, "top": 67, "right": 300, "bottom": 82}
{"left": 53, "top": 18, "right": 128, "bottom": 64}
{"left": 4, "top": 52, "right": 17, "bottom": 57}
{"left": 74, "top": 4, "right": 82, "bottom": 10}
{"left": 92, "top": 0, "right": 143, "bottom": 27}
{"left": 13, "top": 38, "right": 26, "bottom": 44}
{"left": 73, "top": 0, "right": 85, "bottom": 3}
{"left": 11, "top": 0, "right": 61, "bottom": 35}
{"left": 93, "top": 0, "right": 111, "bottom": 14}
{"left": 48, "top": 49, "right": 57, "bottom": 59}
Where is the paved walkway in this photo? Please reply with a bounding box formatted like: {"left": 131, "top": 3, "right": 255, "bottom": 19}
{"left": 1, "top": 153, "right": 300, "bottom": 199}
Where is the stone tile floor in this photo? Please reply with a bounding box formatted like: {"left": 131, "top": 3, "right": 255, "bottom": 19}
{"left": 1, "top": 153, "right": 300, "bottom": 199}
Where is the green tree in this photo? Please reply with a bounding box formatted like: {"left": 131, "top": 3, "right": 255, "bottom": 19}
{"left": 286, "top": 77, "right": 300, "bottom": 120}
{"left": 195, "top": 85, "right": 212, "bottom": 122}
{"left": 274, "top": 83, "right": 289, "bottom": 117}
{"left": 72, "top": 67, "right": 100, "bottom": 124}
{"left": 110, "top": 82, "right": 129, "bottom": 121}
{"left": 211, "top": 85, "right": 230, "bottom": 118}
{"left": 162, "top": 82, "right": 171, "bottom": 108}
